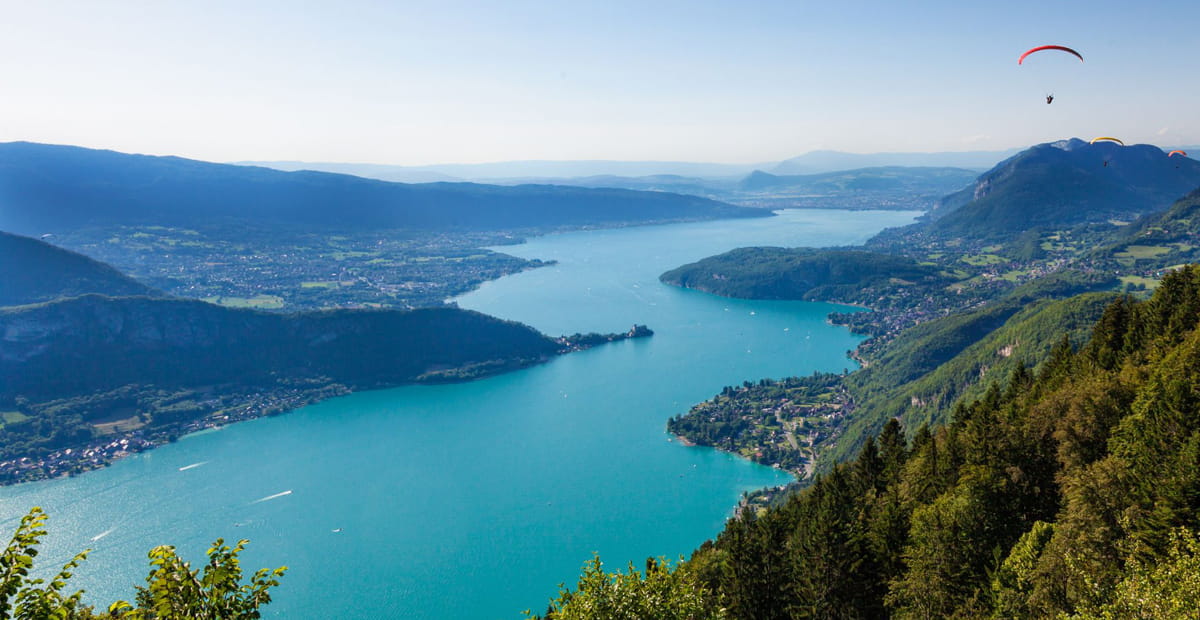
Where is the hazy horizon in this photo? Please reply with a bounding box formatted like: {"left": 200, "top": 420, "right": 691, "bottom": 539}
{"left": 3, "top": 1, "right": 1198, "bottom": 165}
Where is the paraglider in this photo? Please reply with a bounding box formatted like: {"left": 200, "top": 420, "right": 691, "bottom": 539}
{"left": 1020, "top": 45, "right": 1082, "bottom": 103}
{"left": 1089, "top": 138, "right": 1123, "bottom": 168}
{"left": 1018, "top": 45, "right": 1084, "bottom": 64}
{"left": 1169, "top": 150, "right": 1187, "bottom": 157}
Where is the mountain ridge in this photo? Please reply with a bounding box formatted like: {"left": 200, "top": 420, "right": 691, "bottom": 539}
{"left": 913, "top": 138, "right": 1200, "bottom": 240}
{"left": 0, "top": 142, "right": 765, "bottom": 237}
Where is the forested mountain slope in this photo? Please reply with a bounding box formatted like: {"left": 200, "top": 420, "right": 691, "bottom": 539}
{"left": 0, "top": 295, "right": 558, "bottom": 402}
{"left": 692, "top": 267, "right": 1200, "bottom": 618}
{"left": 920, "top": 138, "right": 1200, "bottom": 239}
{"left": 543, "top": 266, "right": 1200, "bottom": 619}
{"left": 659, "top": 247, "right": 947, "bottom": 303}
{"left": 0, "top": 231, "right": 157, "bottom": 305}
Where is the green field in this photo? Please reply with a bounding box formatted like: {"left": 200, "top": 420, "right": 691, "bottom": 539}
{"left": 1, "top": 411, "right": 28, "bottom": 425}
{"left": 1041, "top": 240, "right": 1076, "bottom": 252}
{"left": 202, "top": 294, "right": 286, "bottom": 309}
{"left": 1000, "top": 269, "right": 1028, "bottom": 282}
{"left": 1114, "top": 245, "right": 1172, "bottom": 260}
{"left": 1119, "top": 275, "right": 1161, "bottom": 290}
{"left": 327, "top": 250, "right": 376, "bottom": 260}
{"left": 960, "top": 254, "right": 1008, "bottom": 266}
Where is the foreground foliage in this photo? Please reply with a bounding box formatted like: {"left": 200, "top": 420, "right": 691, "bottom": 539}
{"left": 0, "top": 507, "right": 285, "bottom": 619}
{"left": 527, "top": 555, "right": 725, "bottom": 620}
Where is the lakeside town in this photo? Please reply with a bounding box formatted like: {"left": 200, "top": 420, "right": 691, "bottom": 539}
{"left": 0, "top": 383, "right": 349, "bottom": 484}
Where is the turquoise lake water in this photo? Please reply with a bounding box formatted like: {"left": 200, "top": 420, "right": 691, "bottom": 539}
{"left": 0, "top": 209, "right": 918, "bottom": 618}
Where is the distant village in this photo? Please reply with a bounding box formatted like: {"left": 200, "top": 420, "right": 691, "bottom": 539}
{"left": 0, "top": 384, "right": 348, "bottom": 484}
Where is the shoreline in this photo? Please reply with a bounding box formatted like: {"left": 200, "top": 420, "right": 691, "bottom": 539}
{"left": 0, "top": 382, "right": 351, "bottom": 486}
{"left": 0, "top": 329, "right": 652, "bottom": 487}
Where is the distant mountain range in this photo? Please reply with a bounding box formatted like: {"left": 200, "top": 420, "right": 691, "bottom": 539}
{"left": 338, "top": 166, "right": 977, "bottom": 213}
{"left": 240, "top": 148, "right": 1023, "bottom": 185}
{"left": 240, "top": 159, "right": 762, "bottom": 183}
{"left": 477, "top": 166, "right": 978, "bottom": 197}
{"left": 770, "top": 149, "right": 1020, "bottom": 175}
{"left": 737, "top": 166, "right": 978, "bottom": 195}
{"left": 0, "top": 142, "right": 763, "bottom": 237}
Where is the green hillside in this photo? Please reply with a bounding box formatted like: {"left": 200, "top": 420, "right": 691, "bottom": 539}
{"left": 1097, "top": 187, "right": 1200, "bottom": 272}
{"left": 660, "top": 247, "right": 947, "bottom": 303}
{"left": 833, "top": 292, "right": 1115, "bottom": 462}
{"left": 0, "top": 295, "right": 558, "bottom": 402}
{"left": 0, "top": 231, "right": 157, "bottom": 305}
{"left": 666, "top": 276, "right": 1115, "bottom": 477}
{"left": 923, "top": 139, "right": 1200, "bottom": 240}
{"left": 0, "top": 295, "right": 560, "bottom": 473}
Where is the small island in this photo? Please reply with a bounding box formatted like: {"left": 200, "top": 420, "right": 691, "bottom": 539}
{"left": 557, "top": 324, "right": 654, "bottom": 351}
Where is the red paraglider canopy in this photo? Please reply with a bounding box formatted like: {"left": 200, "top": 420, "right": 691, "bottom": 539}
{"left": 1169, "top": 150, "right": 1188, "bottom": 157}
{"left": 1018, "top": 45, "right": 1084, "bottom": 64}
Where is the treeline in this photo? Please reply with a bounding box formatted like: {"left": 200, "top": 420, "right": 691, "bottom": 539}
{"left": 542, "top": 266, "right": 1200, "bottom": 618}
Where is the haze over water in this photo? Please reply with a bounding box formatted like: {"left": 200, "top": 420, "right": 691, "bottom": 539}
{"left": 0, "top": 209, "right": 917, "bottom": 618}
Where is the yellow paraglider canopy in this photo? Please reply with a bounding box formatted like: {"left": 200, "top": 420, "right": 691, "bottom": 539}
{"left": 1090, "top": 137, "right": 1124, "bottom": 146}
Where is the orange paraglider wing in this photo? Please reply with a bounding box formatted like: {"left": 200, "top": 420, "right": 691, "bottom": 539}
{"left": 1169, "top": 150, "right": 1188, "bottom": 157}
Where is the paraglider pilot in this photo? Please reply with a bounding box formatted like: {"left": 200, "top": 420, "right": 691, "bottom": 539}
{"left": 1046, "top": 94, "right": 1054, "bottom": 104}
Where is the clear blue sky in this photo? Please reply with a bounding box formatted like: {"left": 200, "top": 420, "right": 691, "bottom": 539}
{"left": 1, "top": 0, "right": 1197, "bottom": 164}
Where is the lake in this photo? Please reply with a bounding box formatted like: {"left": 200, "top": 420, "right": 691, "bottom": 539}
{"left": 0, "top": 209, "right": 918, "bottom": 617}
